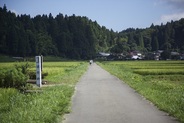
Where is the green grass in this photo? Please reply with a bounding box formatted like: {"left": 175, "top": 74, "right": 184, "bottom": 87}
{"left": 43, "top": 62, "right": 84, "bottom": 83}
{"left": 0, "top": 62, "right": 15, "bottom": 68}
{"left": 133, "top": 69, "right": 184, "bottom": 75}
{"left": 0, "top": 86, "right": 73, "bottom": 123}
{"left": 98, "top": 61, "right": 184, "bottom": 123}
{"left": 0, "top": 61, "right": 86, "bottom": 84}
{"left": 0, "top": 61, "right": 88, "bottom": 123}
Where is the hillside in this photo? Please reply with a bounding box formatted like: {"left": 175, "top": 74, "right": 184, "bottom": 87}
{"left": 114, "top": 20, "right": 184, "bottom": 54}
{"left": 0, "top": 5, "right": 117, "bottom": 59}
{"left": 0, "top": 5, "right": 184, "bottom": 59}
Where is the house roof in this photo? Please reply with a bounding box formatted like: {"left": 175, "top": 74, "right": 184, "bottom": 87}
{"left": 97, "top": 52, "right": 110, "bottom": 57}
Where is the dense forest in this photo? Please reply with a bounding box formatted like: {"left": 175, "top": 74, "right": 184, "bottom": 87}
{"left": 115, "top": 21, "right": 184, "bottom": 54}
{"left": 0, "top": 5, "right": 184, "bottom": 59}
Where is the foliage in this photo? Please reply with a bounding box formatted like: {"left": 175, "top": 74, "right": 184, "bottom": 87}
{"left": 0, "top": 62, "right": 88, "bottom": 123}
{"left": 0, "top": 54, "right": 15, "bottom": 62}
{"left": 160, "top": 50, "right": 171, "bottom": 60}
{"left": 1, "top": 5, "right": 184, "bottom": 59}
{"left": 14, "top": 62, "right": 33, "bottom": 75}
{"left": 98, "top": 61, "right": 184, "bottom": 122}
{"left": 0, "top": 5, "right": 117, "bottom": 59}
{"left": 0, "top": 86, "right": 73, "bottom": 123}
{"left": 111, "top": 19, "right": 184, "bottom": 54}
{"left": 0, "top": 68, "right": 28, "bottom": 89}
{"left": 0, "top": 62, "right": 34, "bottom": 90}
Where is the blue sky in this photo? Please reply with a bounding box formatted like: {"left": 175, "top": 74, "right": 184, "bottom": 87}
{"left": 0, "top": 0, "right": 184, "bottom": 32}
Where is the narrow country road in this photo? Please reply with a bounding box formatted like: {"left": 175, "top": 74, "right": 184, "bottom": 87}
{"left": 63, "top": 63, "right": 179, "bottom": 123}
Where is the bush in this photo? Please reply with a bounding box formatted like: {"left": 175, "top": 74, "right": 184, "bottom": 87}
{"left": 28, "top": 71, "right": 48, "bottom": 79}
{"left": 0, "top": 62, "right": 32, "bottom": 91}
{"left": 14, "top": 62, "right": 32, "bottom": 75}
{"left": 0, "top": 68, "right": 28, "bottom": 89}
{"left": 0, "top": 69, "right": 6, "bottom": 87}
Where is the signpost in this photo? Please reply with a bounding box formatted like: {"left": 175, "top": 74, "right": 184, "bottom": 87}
{"left": 35, "top": 56, "right": 42, "bottom": 87}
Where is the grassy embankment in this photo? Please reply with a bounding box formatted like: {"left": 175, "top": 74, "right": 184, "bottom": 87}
{"left": 0, "top": 61, "right": 88, "bottom": 123}
{"left": 98, "top": 61, "right": 184, "bottom": 123}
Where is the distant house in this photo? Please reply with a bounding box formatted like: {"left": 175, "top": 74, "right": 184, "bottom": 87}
{"left": 180, "top": 54, "right": 184, "bottom": 60}
{"left": 171, "top": 52, "right": 180, "bottom": 60}
{"left": 129, "top": 51, "right": 143, "bottom": 60}
{"left": 96, "top": 52, "right": 110, "bottom": 60}
{"left": 154, "top": 51, "right": 162, "bottom": 60}
{"left": 145, "top": 50, "right": 164, "bottom": 60}
{"left": 107, "top": 53, "right": 125, "bottom": 60}
{"left": 12, "top": 57, "right": 25, "bottom": 61}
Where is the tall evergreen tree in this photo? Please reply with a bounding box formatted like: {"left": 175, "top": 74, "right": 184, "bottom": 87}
{"left": 1, "top": 5, "right": 184, "bottom": 59}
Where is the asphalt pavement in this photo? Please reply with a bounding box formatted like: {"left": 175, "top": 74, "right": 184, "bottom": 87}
{"left": 63, "top": 63, "right": 179, "bottom": 123}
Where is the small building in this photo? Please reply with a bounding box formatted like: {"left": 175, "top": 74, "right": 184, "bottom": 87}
{"left": 171, "top": 52, "right": 180, "bottom": 60}
{"left": 129, "top": 51, "right": 143, "bottom": 60}
{"left": 96, "top": 52, "right": 110, "bottom": 60}
{"left": 107, "top": 53, "right": 125, "bottom": 60}
{"left": 180, "top": 54, "right": 184, "bottom": 60}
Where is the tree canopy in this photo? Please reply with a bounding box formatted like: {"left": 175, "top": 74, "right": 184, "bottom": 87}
{"left": 0, "top": 5, "right": 184, "bottom": 59}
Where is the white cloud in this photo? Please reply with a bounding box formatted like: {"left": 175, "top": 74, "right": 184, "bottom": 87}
{"left": 156, "top": 12, "right": 184, "bottom": 25}
{"left": 164, "top": 0, "right": 184, "bottom": 11}
{"left": 154, "top": 0, "right": 184, "bottom": 12}
{"left": 153, "top": 0, "right": 184, "bottom": 25}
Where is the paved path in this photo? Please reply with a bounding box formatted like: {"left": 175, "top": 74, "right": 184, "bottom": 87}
{"left": 63, "top": 63, "right": 179, "bottom": 123}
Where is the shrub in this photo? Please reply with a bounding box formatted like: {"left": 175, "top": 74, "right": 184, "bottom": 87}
{"left": 0, "top": 62, "right": 32, "bottom": 91}
{"left": 14, "top": 62, "right": 32, "bottom": 75}
{"left": 0, "top": 68, "right": 28, "bottom": 89}
{"left": 28, "top": 71, "right": 48, "bottom": 79}
{"left": 0, "top": 69, "right": 6, "bottom": 87}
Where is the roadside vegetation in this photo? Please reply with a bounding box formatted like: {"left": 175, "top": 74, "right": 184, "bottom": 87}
{"left": 98, "top": 61, "right": 184, "bottom": 123}
{"left": 0, "top": 61, "right": 88, "bottom": 123}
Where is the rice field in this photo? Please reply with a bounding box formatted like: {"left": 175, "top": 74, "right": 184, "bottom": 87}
{"left": 42, "top": 62, "right": 84, "bottom": 83}
{"left": 0, "top": 61, "right": 88, "bottom": 123}
{"left": 98, "top": 61, "right": 184, "bottom": 122}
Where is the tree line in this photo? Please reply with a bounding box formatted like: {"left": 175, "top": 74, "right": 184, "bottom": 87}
{"left": 111, "top": 20, "right": 184, "bottom": 54}
{"left": 0, "top": 5, "right": 184, "bottom": 59}
{"left": 0, "top": 5, "right": 116, "bottom": 59}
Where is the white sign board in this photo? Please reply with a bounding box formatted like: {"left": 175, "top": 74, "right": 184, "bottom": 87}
{"left": 35, "top": 56, "right": 42, "bottom": 87}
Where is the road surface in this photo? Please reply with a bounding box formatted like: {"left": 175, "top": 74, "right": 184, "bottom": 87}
{"left": 63, "top": 63, "right": 179, "bottom": 123}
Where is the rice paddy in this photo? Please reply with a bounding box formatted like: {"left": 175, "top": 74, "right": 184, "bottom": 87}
{"left": 98, "top": 61, "right": 184, "bottom": 122}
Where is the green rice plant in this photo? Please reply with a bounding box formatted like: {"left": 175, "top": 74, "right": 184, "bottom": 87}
{"left": 43, "top": 62, "right": 86, "bottom": 83}
{"left": 0, "top": 86, "right": 74, "bottom": 123}
{"left": 98, "top": 61, "right": 184, "bottom": 122}
{"left": 130, "top": 65, "right": 184, "bottom": 69}
{"left": 134, "top": 69, "right": 184, "bottom": 75}
{"left": 0, "top": 62, "right": 15, "bottom": 68}
{"left": 144, "top": 75, "right": 184, "bottom": 84}
{"left": 0, "top": 61, "right": 88, "bottom": 123}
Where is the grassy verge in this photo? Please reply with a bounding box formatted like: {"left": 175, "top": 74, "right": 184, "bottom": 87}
{"left": 98, "top": 61, "right": 184, "bottom": 122}
{"left": 0, "top": 86, "right": 73, "bottom": 123}
{"left": 0, "top": 62, "right": 88, "bottom": 123}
